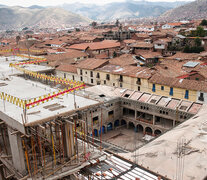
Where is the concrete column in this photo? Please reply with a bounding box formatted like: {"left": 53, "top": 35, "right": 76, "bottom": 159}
{"left": 112, "top": 123, "right": 114, "bottom": 130}
{"left": 135, "top": 109, "right": 137, "bottom": 120}
{"left": 0, "top": 163, "right": 5, "bottom": 180}
{"left": 64, "top": 122, "right": 75, "bottom": 158}
{"left": 173, "top": 120, "right": 176, "bottom": 127}
{"left": 8, "top": 127, "right": 26, "bottom": 174}
{"left": 153, "top": 115, "right": 155, "bottom": 125}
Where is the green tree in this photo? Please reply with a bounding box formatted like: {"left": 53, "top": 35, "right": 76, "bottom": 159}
{"left": 91, "top": 21, "right": 97, "bottom": 28}
{"left": 200, "top": 19, "right": 207, "bottom": 26}
{"left": 183, "top": 45, "right": 190, "bottom": 53}
{"left": 194, "top": 37, "right": 201, "bottom": 47}
{"left": 196, "top": 26, "right": 206, "bottom": 37}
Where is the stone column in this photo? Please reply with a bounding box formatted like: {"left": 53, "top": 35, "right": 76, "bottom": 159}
{"left": 8, "top": 127, "right": 26, "bottom": 174}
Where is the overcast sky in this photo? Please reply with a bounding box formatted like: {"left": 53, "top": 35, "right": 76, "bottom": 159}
{"left": 0, "top": 0, "right": 192, "bottom": 7}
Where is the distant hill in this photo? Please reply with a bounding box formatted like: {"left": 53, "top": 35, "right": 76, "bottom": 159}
{"left": 0, "top": 6, "right": 91, "bottom": 30}
{"left": 61, "top": 0, "right": 189, "bottom": 21}
{"left": 28, "top": 5, "right": 45, "bottom": 9}
{"left": 159, "top": 0, "right": 207, "bottom": 21}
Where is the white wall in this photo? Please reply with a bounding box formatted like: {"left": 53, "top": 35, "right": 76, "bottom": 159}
{"left": 154, "top": 44, "right": 165, "bottom": 50}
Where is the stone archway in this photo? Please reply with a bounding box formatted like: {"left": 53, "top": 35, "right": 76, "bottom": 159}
{"left": 94, "top": 129, "right": 98, "bottom": 137}
{"left": 154, "top": 129, "right": 162, "bottom": 136}
{"left": 136, "top": 124, "right": 144, "bottom": 133}
{"left": 99, "top": 126, "right": 106, "bottom": 135}
{"left": 121, "top": 119, "right": 127, "bottom": 125}
{"left": 145, "top": 127, "right": 153, "bottom": 135}
{"left": 107, "top": 122, "right": 113, "bottom": 131}
{"left": 128, "top": 121, "right": 135, "bottom": 129}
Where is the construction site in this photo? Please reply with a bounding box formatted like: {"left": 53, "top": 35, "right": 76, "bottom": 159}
{"left": 0, "top": 52, "right": 206, "bottom": 180}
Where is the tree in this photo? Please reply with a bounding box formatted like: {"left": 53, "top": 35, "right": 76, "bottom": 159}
{"left": 75, "top": 28, "right": 80, "bottom": 32}
{"left": 194, "top": 37, "right": 202, "bottom": 47}
{"left": 200, "top": 19, "right": 207, "bottom": 26}
{"left": 91, "top": 21, "right": 97, "bottom": 28}
{"left": 189, "top": 26, "right": 206, "bottom": 37}
{"left": 113, "top": 51, "right": 117, "bottom": 58}
{"left": 183, "top": 45, "right": 190, "bottom": 53}
{"left": 196, "top": 26, "right": 206, "bottom": 37}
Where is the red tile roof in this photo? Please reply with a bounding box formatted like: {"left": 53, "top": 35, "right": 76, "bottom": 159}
{"left": 69, "top": 41, "right": 120, "bottom": 51}
{"left": 76, "top": 58, "right": 109, "bottom": 70}
{"left": 56, "top": 64, "right": 77, "bottom": 73}
{"left": 149, "top": 74, "right": 207, "bottom": 92}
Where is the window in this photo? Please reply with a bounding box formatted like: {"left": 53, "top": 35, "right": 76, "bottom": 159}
{"left": 104, "top": 80, "right": 106, "bottom": 84}
{"left": 64, "top": 73, "right": 66, "bottom": 78}
{"left": 106, "top": 74, "right": 110, "bottom": 80}
{"left": 113, "top": 83, "right": 115, "bottom": 86}
{"left": 90, "top": 71, "right": 93, "bottom": 77}
{"left": 119, "top": 75, "right": 123, "bottom": 82}
{"left": 96, "top": 73, "right": 100, "bottom": 79}
{"left": 99, "top": 94, "right": 105, "bottom": 97}
{"left": 93, "top": 116, "right": 99, "bottom": 123}
{"left": 184, "top": 90, "right": 189, "bottom": 99}
{"left": 108, "top": 110, "right": 114, "bottom": 116}
{"left": 169, "top": 87, "right": 173, "bottom": 96}
{"left": 120, "top": 83, "right": 122, "bottom": 88}
{"left": 138, "top": 86, "right": 140, "bottom": 91}
{"left": 80, "top": 76, "right": 83, "bottom": 81}
{"left": 199, "top": 92, "right": 204, "bottom": 101}
{"left": 124, "top": 94, "right": 130, "bottom": 98}
{"left": 152, "top": 84, "right": 156, "bottom": 92}
{"left": 85, "top": 71, "right": 87, "bottom": 74}
{"left": 137, "top": 78, "right": 141, "bottom": 85}
{"left": 91, "top": 79, "right": 93, "bottom": 84}
{"left": 195, "top": 78, "right": 199, "bottom": 81}
{"left": 72, "top": 75, "right": 75, "bottom": 81}
{"left": 161, "top": 86, "right": 164, "bottom": 90}
{"left": 80, "top": 69, "right": 82, "bottom": 75}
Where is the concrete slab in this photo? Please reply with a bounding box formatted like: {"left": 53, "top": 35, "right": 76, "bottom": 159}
{"left": 130, "top": 91, "right": 143, "bottom": 100}
{"left": 0, "top": 77, "right": 99, "bottom": 131}
{"left": 121, "top": 90, "right": 134, "bottom": 98}
{"left": 157, "top": 96, "right": 171, "bottom": 107}
{"left": 138, "top": 93, "right": 151, "bottom": 102}
{"left": 0, "top": 56, "right": 53, "bottom": 79}
{"left": 178, "top": 100, "right": 193, "bottom": 111}
{"left": 188, "top": 103, "right": 203, "bottom": 114}
{"left": 147, "top": 94, "right": 161, "bottom": 104}
{"left": 166, "top": 98, "right": 180, "bottom": 109}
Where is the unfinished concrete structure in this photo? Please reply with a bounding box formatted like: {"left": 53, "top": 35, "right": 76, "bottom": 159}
{"left": 0, "top": 55, "right": 204, "bottom": 179}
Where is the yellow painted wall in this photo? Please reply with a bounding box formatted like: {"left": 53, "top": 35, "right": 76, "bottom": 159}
{"left": 149, "top": 83, "right": 197, "bottom": 102}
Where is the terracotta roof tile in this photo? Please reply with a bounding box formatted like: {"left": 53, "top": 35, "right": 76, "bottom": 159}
{"left": 76, "top": 58, "right": 109, "bottom": 70}
{"left": 69, "top": 41, "right": 120, "bottom": 51}
{"left": 149, "top": 74, "right": 207, "bottom": 92}
{"left": 56, "top": 64, "right": 77, "bottom": 73}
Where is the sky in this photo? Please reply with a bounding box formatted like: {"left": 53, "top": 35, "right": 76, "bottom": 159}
{"left": 0, "top": 0, "right": 192, "bottom": 7}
